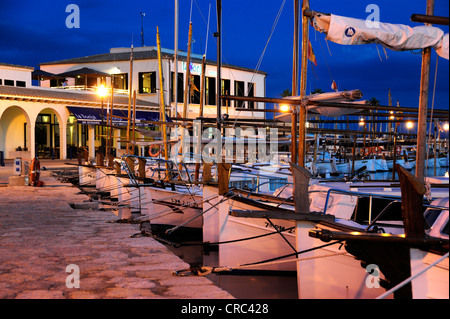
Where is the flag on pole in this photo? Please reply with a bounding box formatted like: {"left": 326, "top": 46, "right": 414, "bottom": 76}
{"left": 331, "top": 80, "right": 337, "bottom": 91}
{"left": 308, "top": 40, "right": 317, "bottom": 66}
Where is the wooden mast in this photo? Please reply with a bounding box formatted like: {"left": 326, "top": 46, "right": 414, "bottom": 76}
{"left": 179, "top": 22, "right": 193, "bottom": 178}
{"left": 415, "top": 0, "right": 435, "bottom": 182}
{"left": 157, "top": 26, "right": 169, "bottom": 164}
{"left": 291, "top": 0, "right": 299, "bottom": 164}
{"left": 298, "top": 0, "right": 309, "bottom": 167}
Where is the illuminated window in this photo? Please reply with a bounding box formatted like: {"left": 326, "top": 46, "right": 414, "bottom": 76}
{"left": 139, "top": 72, "right": 156, "bottom": 93}
{"left": 113, "top": 73, "right": 128, "bottom": 90}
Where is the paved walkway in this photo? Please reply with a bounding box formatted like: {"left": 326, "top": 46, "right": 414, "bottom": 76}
{"left": 0, "top": 160, "right": 233, "bottom": 299}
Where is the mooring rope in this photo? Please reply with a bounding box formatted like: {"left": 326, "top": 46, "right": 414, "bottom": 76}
{"left": 173, "top": 240, "right": 344, "bottom": 276}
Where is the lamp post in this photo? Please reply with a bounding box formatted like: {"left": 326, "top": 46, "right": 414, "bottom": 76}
{"left": 97, "top": 84, "right": 108, "bottom": 155}
{"left": 406, "top": 121, "right": 414, "bottom": 136}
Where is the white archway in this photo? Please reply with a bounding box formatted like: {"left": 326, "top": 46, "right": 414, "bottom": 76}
{"left": 0, "top": 105, "right": 33, "bottom": 160}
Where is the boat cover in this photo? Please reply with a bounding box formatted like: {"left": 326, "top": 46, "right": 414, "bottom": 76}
{"left": 311, "top": 13, "right": 449, "bottom": 60}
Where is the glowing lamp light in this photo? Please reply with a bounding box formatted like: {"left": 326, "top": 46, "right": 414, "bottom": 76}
{"left": 443, "top": 123, "right": 449, "bottom": 131}
{"left": 359, "top": 118, "right": 365, "bottom": 126}
{"left": 280, "top": 104, "right": 290, "bottom": 112}
{"left": 406, "top": 121, "right": 414, "bottom": 129}
{"left": 97, "top": 84, "right": 108, "bottom": 98}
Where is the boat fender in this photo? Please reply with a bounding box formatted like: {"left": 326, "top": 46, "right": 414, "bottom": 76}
{"left": 373, "top": 146, "right": 381, "bottom": 155}
{"left": 396, "top": 145, "right": 402, "bottom": 156}
{"left": 360, "top": 147, "right": 372, "bottom": 157}
{"left": 149, "top": 145, "right": 161, "bottom": 157}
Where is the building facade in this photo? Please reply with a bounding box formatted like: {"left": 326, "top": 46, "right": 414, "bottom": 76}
{"left": 0, "top": 47, "right": 267, "bottom": 161}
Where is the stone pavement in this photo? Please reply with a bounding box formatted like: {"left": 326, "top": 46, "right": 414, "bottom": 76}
{"left": 0, "top": 160, "right": 233, "bottom": 299}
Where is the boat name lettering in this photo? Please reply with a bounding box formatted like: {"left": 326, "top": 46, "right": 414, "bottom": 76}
{"left": 264, "top": 222, "right": 293, "bottom": 234}
{"left": 170, "top": 198, "right": 198, "bottom": 208}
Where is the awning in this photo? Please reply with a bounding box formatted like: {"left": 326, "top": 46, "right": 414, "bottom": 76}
{"left": 67, "top": 106, "right": 170, "bottom": 126}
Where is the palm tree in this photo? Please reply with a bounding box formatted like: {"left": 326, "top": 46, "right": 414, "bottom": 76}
{"left": 369, "top": 97, "right": 380, "bottom": 106}
{"left": 280, "top": 89, "right": 292, "bottom": 97}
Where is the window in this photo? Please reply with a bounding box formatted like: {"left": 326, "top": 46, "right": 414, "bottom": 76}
{"left": 4, "top": 79, "right": 14, "bottom": 86}
{"left": 16, "top": 81, "right": 26, "bottom": 87}
{"left": 139, "top": 72, "right": 156, "bottom": 94}
{"left": 248, "top": 82, "right": 255, "bottom": 109}
{"left": 234, "top": 81, "right": 244, "bottom": 108}
{"left": 222, "top": 79, "right": 231, "bottom": 107}
{"left": 442, "top": 220, "right": 449, "bottom": 236}
{"left": 0, "top": 79, "right": 2, "bottom": 85}
{"left": 50, "top": 78, "right": 65, "bottom": 87}
{"left": 171, "top": 72, "right": 184, "bottom": 103}
{"left": 206, "top": 77, "right": 216, "bottom": 106}
{"left": 190, "top": 75, "right": 201, "bottom": 104}
{"left": 425, "top": 209, "right": 442, "bottom": 229}
{"left": 113, "top": 73, "right": 128, "bottom": 90}
{"left": 230, "top": 178, "right": 256, "bottom": 191}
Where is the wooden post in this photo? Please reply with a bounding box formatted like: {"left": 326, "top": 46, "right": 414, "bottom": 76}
{"left": 137, "top": 157, "right": 146, "bottom": 178}
{"left": 395, "top": 164, "right": 426, "bottom": 238}
{"left": 96, "top": 152, "right": 104, "bottom": 167}
{"left": 126, "top": 156, "right": 135, "bottom": 175}
{"left": 290, "top": 162, "right": 312, "bottom": 214}
{"left": 217, "top": 163, "right": 232, "bottom": 195}
{"left": 415, "top": 0, "right": 434, "bottom": 182}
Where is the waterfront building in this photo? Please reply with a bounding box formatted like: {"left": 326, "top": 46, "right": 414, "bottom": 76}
{"left": 0, "top": 47, "right": 267, "bottom": 161}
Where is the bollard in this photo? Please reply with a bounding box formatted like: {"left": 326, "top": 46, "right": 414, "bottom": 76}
{"left": 14, "top": 157, "right": 22, "bottom": 175}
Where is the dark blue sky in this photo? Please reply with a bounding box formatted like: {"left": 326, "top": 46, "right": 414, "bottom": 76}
{"left": 0, "top": 0, "right": 448, "bottom": 110}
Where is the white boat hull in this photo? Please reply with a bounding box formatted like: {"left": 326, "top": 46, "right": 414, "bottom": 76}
{"left": 143, "top": 186, "right": 203, "bottom": 230}
{"left": 410, "top": 249, "right": 449, "bottom": 299}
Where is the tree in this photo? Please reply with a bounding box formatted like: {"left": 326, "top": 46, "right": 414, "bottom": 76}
{"left": 369, "top": 97, "right": 380, "bottom": 106}
{"left": 280, "top": 89, "right": 292, "bottom": 97}
{"left": 310, "top": 88, "right": 324, "bottom": 94}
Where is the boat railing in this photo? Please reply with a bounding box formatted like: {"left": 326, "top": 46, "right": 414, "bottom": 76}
{"left": 245, "top": 181, "right": 293, "bottom": 198}
{"left": 309, "top": 188, "right": 402, "bottom": 223}
{"left": 310, "top": 187, "right": 449, "bottom": 226}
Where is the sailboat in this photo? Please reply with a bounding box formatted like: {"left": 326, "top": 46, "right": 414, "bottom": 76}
{"left": 303, "top": 4, "right": 449, "bottom": 299}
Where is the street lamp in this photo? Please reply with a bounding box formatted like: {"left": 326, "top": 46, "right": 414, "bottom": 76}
{"left": 97, "top": 84, "right": 108, "bottom": 123}
{"left": 406, "top": 121, "right": 413, "bottom": 138}
{"left": 444, "top": 123, "right": 449, "bottom": 131}
{"left": 280, "top": 104, "right": 290, "bottom": 112}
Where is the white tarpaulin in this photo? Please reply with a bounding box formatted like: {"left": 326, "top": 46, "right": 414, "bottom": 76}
{"left": 275, "top": 90, "right": 367, "bottom": 122}
{"left": 312, "top": 13, "right": 449, "bottom": 60}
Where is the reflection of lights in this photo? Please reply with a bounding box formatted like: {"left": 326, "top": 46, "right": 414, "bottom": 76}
{"left": 280, "top": 104, "right": 290, "bottom": 112}
{"left": 444, "top": 123, "right": 449, "bottom": 131}
{"left": 406, "top": 121, "right": 414, "bottom": 129}
{"left": 359, "top": 118, "right": 365, "bottom": 126}
{"left": 445, "top": 171, "right": 449, "bottom": 178}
